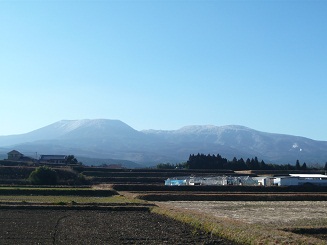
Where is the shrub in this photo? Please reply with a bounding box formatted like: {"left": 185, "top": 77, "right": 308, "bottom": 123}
{"left": 28, "top": 166, "right": 58, "bottom": 185}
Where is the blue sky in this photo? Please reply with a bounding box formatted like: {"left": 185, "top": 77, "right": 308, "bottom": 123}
{"left": 1, "top": 1, "right": 327, "bottom": 140}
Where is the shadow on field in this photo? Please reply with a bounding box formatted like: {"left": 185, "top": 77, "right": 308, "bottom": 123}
{"left": 284, "top": 228, "right": 327, "bottom": 241}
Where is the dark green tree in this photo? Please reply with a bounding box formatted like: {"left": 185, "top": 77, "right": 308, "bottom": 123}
{"left": 259, "top": 160, "right": 267, "bottom": 170}
{"left": 65, "top": 155, "right": 79, "bottom": 165}
{"left": 252, "top": 157, "right": 260, "bottom": 169}
{"left": 157, "top": 163, "right": 176, "bottom": 169}
{"left": 302, "top": 162, "right": 307, "bottom": 170}
{"left": 295, "top": 160, "right": 301, "bottom": 170}
{"left": 28, "top": 166, "right": 57, "bottom": 185}
{"left": 245, "top": 158, "right": 251, "bottom": 169}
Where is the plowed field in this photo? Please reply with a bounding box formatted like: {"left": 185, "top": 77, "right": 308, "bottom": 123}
{"left": 0, "top": 209, "right": 234, "bottom": 245}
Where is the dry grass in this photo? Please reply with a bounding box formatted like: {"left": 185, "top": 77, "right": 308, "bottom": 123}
{"left": 0, "top": 195, "right": 146, "bottom": 204}
{"left": 160, "top": 201, "right": 327, "bottom": 228}
{"left": 153, "top": 201, "right": 327, "bottom": 244}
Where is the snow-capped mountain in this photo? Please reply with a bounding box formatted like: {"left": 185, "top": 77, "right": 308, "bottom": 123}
{"left": 1, "top": 120, "right": 327, "bottom": 166}
{"left": 143, "top": 125, "right": 327, "bottom": 164}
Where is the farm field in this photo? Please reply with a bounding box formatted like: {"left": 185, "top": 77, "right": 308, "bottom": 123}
{"left": 0, "top": 209, "right": 234, "bottom": 245}
{"left": 0, "top": 195, "right": 144, "bottom": 204}
{"left": 1, "top": 166, "right": 327, "bottom": 244}
{"left": 158, "top": 201, "right": 327, "bottom": 227}
{"left": 156, "top": 201, "right": 327, "bottom": 243}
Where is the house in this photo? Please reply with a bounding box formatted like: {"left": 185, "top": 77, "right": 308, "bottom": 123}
{"left": 39, "top": 155, "right": 67, "bottom": 164}
{"left": 7, "top": 150, "right": 24, "bottom": 161}
{"left": 6, "top": 150, "right": 36, "bottom": 163}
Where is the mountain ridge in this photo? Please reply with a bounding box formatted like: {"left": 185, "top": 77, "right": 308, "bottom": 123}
{"left": 0, "top": 119, "right": 326, "bottom": 167}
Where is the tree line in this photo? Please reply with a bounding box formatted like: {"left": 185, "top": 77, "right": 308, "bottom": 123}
{"left": 157, "top": 153, "right": 327, "bottom": 171}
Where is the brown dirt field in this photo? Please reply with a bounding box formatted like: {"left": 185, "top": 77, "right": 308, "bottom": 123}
{"left": 158, "top": 201, "right": 327, "bottom": 226}
{"left": 158, "top": 201, "right": 327, "bottom": 242}
{"left": 0, "top": 209, "right": 235, "bottom": 245}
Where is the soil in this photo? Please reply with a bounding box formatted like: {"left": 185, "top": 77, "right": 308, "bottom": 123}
{"left": 285, "top": 228, "right": 327, "bottom": 240}
{"left": 0, "top": 209, "right": 234, "bottom": 245}
{"left": 159, "top": 201, "right": 327, "bottom": 226}
{"left": 158, "top": 201, "right": 327, "bottom": 241}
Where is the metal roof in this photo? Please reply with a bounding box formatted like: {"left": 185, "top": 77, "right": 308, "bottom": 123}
{"left": 7, "top": 150, "right": 22, "bottom": 154}
{"left": 39, "top": 155, "right": 67, "bottom": 160}
{"left": 289, "top": 174, "right": 327, "bottom": 178}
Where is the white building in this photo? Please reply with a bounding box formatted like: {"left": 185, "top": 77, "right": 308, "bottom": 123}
{"left": 274, "top": 174, "right": 327, "bottom": 186}
{"left": 165, "top": 174, "right": 327, "bottom": 187}
{"left": 165, "top": 175, "right": 258, "bottom": 186}
{"left": 254, "top": 176, "right": 274, "bottom": 186}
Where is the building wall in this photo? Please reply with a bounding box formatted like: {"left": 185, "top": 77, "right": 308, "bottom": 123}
{"left": 7, "top": 152, "right": 23, "bottom": 161}
{"left": 274, "top": 177, "right": 327, "bottom": 186}
{"left": 298, "top": 178, "right": 327, "bottom": 186}
{"left": 274, "top": 177, "right": 299, "bottom": 186}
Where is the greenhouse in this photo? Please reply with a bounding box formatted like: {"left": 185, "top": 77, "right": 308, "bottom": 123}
{"left": 165, "top": 175, "right": 258, "bottom": 186}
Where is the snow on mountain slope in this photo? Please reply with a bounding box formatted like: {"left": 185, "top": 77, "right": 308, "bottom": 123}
{"left": 143, "top": 124, "right": 327, "bottom": 164}
{"left": 1, "top": 120, "right": 327, "bottom": 165}
{"left": 0, "top": 119, "right": 141, "bottom": 147}
{"left": 56, "top": 119, "right": 142, "bottom": 139}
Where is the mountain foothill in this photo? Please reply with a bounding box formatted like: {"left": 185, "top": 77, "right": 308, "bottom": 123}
{"left": 0, "top": 119, "right": 326, "bottom": 168}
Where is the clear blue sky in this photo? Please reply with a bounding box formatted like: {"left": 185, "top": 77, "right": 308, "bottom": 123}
{"left": 1, "top": 1, "right": 326, "bottom": 140}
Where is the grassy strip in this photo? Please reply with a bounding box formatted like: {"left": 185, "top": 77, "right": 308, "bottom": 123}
{"left": 0, "top": 205, "right": 151, "bottom": 211}
{"left": 0, "top": 187, "right": 117, "bottom": 196}
{"left": 152, "top": 204, "right": 326, "bottom": 245}
{"left": 91, "top": 177, "right": 164, "bottom": 184}
{"left": 0, "top": 186, "right": 91, "bottom": 190}
{"left": 0, "top": 195, "right": 145, "bottom": 204}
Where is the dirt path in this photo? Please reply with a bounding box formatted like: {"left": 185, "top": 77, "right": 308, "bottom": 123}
{"left": 0, "top": 209, "right": 234, "bottom": 244}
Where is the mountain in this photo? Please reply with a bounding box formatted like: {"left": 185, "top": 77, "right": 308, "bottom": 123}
{"left": 0, "top": 119, "right": 167, "bottom": 166}
{"left": 1, "top": 119, "right": 327, "bottom": 167}
{"left": 143, "top": 125, "right": 327, "bottom": 165}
